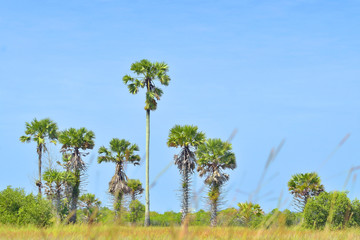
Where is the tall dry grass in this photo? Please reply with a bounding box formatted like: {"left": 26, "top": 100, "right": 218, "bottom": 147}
{"left": 1, "top": 225, "right": 360, "bottom": 240}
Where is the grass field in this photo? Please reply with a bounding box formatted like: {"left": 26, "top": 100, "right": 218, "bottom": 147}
{"left": 1, "top": 225, "right": 360, "bottom": 240}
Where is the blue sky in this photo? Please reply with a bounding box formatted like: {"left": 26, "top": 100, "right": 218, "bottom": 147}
{"left": 0, "top": 0, "right": 359, "bottom": 213}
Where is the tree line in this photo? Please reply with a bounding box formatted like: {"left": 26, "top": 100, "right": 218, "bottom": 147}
{"left": 13, "top": 59, "right": 360, "bottom": 229}
{"left": 17, "top": 59, "right": 237, "bottom": 227}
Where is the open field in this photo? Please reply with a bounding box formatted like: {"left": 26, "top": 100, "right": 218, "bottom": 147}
{"left": 1, "top": 225, "right": 360, "bottom": 240}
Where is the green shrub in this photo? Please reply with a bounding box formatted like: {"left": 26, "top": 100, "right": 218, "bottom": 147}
{"left": 303, "top": 191, "right": 351, "bottom": 229}
{"left": 189, "top": 209, "right": 211, "bottom": 226}
{"left": 349, "top": 199, "right": 360, "bottom": 227}
{"left": 127, "top": 200, "right": 145, "bottom": 223}
{"left": 150, "top": 211, "right": 181, "bottom": 226}
{"left": 0, "top": 186, "right": 53, "bottom": 227}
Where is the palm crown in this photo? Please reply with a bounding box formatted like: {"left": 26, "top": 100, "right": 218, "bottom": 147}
{"left": 59, "top": 128, "right": 95, "bottom": 151}
{"left": 123, "top": 59, "right": 170, "bottom": 111}
{"left": 98, "top": 138, "right": 140, "bottom": 195}
{"left": 58, "top": 128, "right": 95, "bottom": 170}
{"left": 167, "top": 125, "right": 206, "bottom": 173}
{"left": 127, "top": 179, "right": 144, "bottom": 201}
{"left": 20, "top": 118, "right": 58, "bottom": 146}
{"left": 288, "top": 172, "right": 324, "bottom": 211}
{"left": 196, "top": 138, "right": 236, "bottom": 186}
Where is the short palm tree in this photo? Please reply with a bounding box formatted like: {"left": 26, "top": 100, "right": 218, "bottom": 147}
{"left": 167, "top": 125, "right": 205, "bottom": 223}
{"left": 97, "top": 138, "right": 140, "bottom": 217}
{"left": 58, "top": 127, "right": 95, "bottom": 223}
{"left": 19, "top": 118, "right": 58, "bottom": 195}
{"left": 288, "top": 172, "right": 324, "bottom": 211}
{"left": 127, "top": 179, "right": 144, "bottom": 201}
{"left": 79, "top": 193, "right": 101, "bottom": 224}
{"left": 123, "top": 59, "right": 170, "bottom": 226}
{"left": 237, "top": 202, "right": 264, "bottom": 227}
{"left": 196, "top": 138, "right": 236, "bottom": 227}
{"left": 43, "top": 169, "right": 75, "bottom": 219}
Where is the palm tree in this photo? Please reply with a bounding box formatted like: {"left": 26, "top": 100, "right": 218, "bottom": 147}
{"left": 196, "top": 138, "right": 236, "bottom": 227}
{"left": 237, "top": 202, "right": 264, "bottom": 227}
{"left": 58, "top": 127, "right": 95, "bottom": 223}
{"left": 127, "top": 179, "right": 144, "bottom": 201}
{"left": 123, "top": 59, "right": 170, "bottom": 226}
{"left": 43, "top": 168, "right": 75, "bottom": 219}
{"left": 20, "top": 118, "right": 58, "bottom": 195}
{"left": 167, "top": 125, "right": 205, "bottom": 223}
{"left": 97, "top": 138, "right": 140, "bottom": 218}
{"left": 79, "top": 193, "right": 101, "bottom": 224}
{"left": 288, "top": 172, "right": 324, "bottom": 211}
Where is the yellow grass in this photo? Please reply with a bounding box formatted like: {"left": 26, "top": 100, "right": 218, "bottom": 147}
{"left": 1, "top": 225, "right": 360, "bottom": 240}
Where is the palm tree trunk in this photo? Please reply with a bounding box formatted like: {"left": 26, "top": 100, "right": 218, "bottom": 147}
{"left": 37, "top": 144, "right": 43, "bottom": 195}
{"left": 114, "top": 192, "right": 123, "bottom": 221}
{"left": 181, "top": 165, "right": 190, "bottom": 223}
{"left": 69, "top": 150, "right": 80, "bottom": 224}
{"left": 145, "top": 109, "right": 150, "bottom": 226}
{"left": 55, "top": 186, "right": 61, "bottom": 220}
{"left": 69, "top": 170, "right": 80, "bottom": 223}
{"left": 210, "top": 186, "right": 219, "bottom": 227}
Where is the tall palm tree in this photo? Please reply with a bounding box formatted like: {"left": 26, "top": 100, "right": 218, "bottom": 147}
{"left": 167, "top": 125, "right": 205, "bottom": 223}
{"left": 127, "top": 179, "right": 144, "bottom": 201}
{"left": 196, "top": 138, "right": 236, "bottom": 227}
{"left": 97, "top": 138, "right": 140, "bottom": 217}
{"left": 58, "top": 127, "right": 95, "bottom": 223}
{"left": 123, "top": 59, "right": 170, "bottom": 226}
{"left": 20, "top": 118, "right": 58, "bottom": 195}
{"left": 288, "top": 172, "right": 324, "bottom": 211}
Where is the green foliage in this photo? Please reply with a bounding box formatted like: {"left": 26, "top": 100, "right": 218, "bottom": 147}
{"left": 196, "top": 138, "right": 236, "bottom": 186}
{"left": 127, "top": 179, "right": 144, "bottom": 201}
{"left": 303, "top": 191, "right": 352, "bottom": 229}
{"left": 19, "top": 118, "right": 58, "bottom": 145}
{"left": 237, "top": 202, "right": 264, "bottom": 227}
{"left": 122, "top": 59, "right": 170, "bottom": 111}
{"left": 98, "top": 138, "right": 140, "bottom": 165}
{"left": 58, "top": 127, "right": 95, "bottom": 152}
{"left": 167, "top": 125, "right": 206, "bottom": 149}
{"left": 350, "top": 199, "right": 360, "bottom": 227}
{"left": 0, "top": 186, "right": 53, "bottom": 227}
{"left": 217, "top": 208, "right": 238, "bottom": 226}
{"left": 288, "top": 172, "right": 324, "bottom": 211}
{"left": 261, "top": 209, "right": 302, "bottom": 228}
{"left": 78, "top": 193, "right": 101, "bottom": 224}
{"left": 189, "top": 209, "right": 211, "bottom": 226}
{"left": 127, "top": 200, "right": 145, "bottom": 223}
{"left": 150, "top": 211, "right": 182, "bottom": 226}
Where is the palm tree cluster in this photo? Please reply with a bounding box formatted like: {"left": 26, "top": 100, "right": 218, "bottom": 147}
{"left": 20, "top": 119, "right": 96, "bottom": 223}
{"left": 20, "top": 59, "right": 239, "bottom": 227}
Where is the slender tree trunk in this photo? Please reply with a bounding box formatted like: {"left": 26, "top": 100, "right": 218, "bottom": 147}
{"left": 69, "top": 150, "right": 80, "bottom": 224}
{"left": 55, "top": 186, "right": 61, "bottom": 219}
{"left": 210, "top": 186, "right": 219, "bottom": 227}
{"left": 114, "top": 192, "right": 123, "bottom": 221}
{"left": 145, "top": 109, "right": 150, "bottom": 226}
{"left": 37, "top": 144, "right": 43, "bottom": 195}
{"left": 181, "top": 165, "right": 190, "bottom": 223}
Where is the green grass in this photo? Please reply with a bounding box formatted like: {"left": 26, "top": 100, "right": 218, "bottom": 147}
{"left": 2, "top": 225, "right": 360, "bottom": 240}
